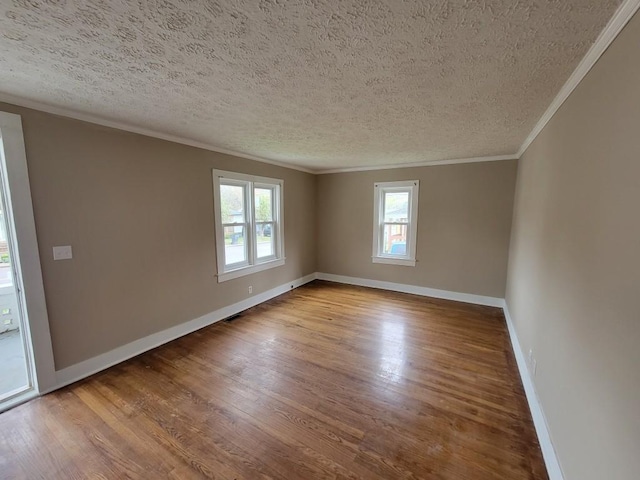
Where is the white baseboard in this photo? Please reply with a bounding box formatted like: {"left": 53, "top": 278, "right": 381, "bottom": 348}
{"left": 47, "top": 271, "right": 561, "bottom": 480}
{"left": 317, "top": 272, "right": 561, "bottom": 479}
{"left": 503, "top": 305, "right": 564, "bottom": 480}
{"left": 52, "top": 272, "right": 500, "bottom": 393}
{"left": 316, "top": 272, "right": 505, "bottom": 307}
{"left": 51, "top": 273, "right": 317, "bottom": 392}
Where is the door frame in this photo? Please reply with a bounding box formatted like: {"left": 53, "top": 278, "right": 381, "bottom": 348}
{"left": 0, "top": 111, "right": 56, "bottom": 410}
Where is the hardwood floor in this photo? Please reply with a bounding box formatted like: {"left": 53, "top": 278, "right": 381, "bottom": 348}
{"left": 0, "top": 281, "right": 548, "bottom": 479}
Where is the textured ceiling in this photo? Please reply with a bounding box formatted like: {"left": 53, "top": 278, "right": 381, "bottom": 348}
{"left": 0, "top": 0, "right": 622, "bottom": 171}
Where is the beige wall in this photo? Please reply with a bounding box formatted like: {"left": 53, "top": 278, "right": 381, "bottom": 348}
{"left": 6, "top": 10, "right": 639, "bottom": 475}
{"left": 0, "top": 103, "right": 317, "bottom": 370}
{"left": 317, "top": 161, "right": 517, "bottom": 298}
{"left": 505, "top": 11, "right": 640, "bottom": 480}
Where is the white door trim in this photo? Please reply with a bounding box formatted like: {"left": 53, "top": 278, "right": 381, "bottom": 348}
{"left": 0, "top": 111, "right": 56, "bottom": 399}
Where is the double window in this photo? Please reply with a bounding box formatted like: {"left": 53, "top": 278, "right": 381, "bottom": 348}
{"left": 212, "top": 170, "right": 284, "bottom": 282}
{"left": 372, "top": 180, "right": 419, "bottom": 266}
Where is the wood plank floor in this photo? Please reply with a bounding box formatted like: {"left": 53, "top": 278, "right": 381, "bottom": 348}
{"left": 0, "top": 281, "right": 548, "bottom": 479}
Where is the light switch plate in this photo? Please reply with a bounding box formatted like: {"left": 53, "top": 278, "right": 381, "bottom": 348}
{"left": 53, "top": 245, "right": 73, "bottom": 260}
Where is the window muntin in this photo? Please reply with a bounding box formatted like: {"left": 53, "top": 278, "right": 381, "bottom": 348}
{"left": 213, "top": 170, "right": 284, "bottom": 282}
{"left": 372, "top": 181, "right": 419, "bottom": 266}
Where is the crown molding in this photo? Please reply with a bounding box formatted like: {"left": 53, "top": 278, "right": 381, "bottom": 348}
{"left": 0, "top": 93, "right": 317, "bottom": 174}
{"left": 4, "top": 0, "right": 638, "bottom": 177}
{"left": 317, "top": 154, "right": 518, "bottom": 174}
{"left": 517, "top": 0, "right": 640, "bottom": 158}
{"left": 0, "top": 91, "right": 517, "bottom": 174}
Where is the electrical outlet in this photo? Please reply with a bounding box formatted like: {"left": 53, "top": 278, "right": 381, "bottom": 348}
{"left": 248, "top": 286, "right": 253, "bottom": 294}
{"left": 528, "top": 349, "right": 533, "bottom": 363}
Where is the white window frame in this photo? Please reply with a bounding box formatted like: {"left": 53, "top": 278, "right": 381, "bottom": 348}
{"left": 372, "top": 180, "right": 419, "bottom": 267}
{"left": 212, "top": 169, "right": 284, "bottom": 282}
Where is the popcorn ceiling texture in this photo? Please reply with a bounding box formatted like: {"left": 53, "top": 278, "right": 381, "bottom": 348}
{"left": 0, "top": 0, "right": 622, "bottom": 170}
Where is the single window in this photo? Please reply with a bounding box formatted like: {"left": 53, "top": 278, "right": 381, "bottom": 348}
{"left": 372, "top": 180, "right": 419, "bottom": 266}
{"left": 213, "top": 170, "right": 284, "bottom": 282}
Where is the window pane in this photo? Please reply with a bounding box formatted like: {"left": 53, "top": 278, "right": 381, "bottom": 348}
{"left": 382, "top": 224, "right": 407, "bottom": 255}
{"left": 254, "top": 188, "right": 273, "bottom": 222}
{"left": 256, "top": 223, "right": 275, "bottom": 258}
{"left": 224, "top": 225, "right": 246, "bottom": 265}
{"left": 383, "top": 191, "right": 409, "bottom": 222}
{"left": 220, "top": 184, "right": 245, "bottom": 224}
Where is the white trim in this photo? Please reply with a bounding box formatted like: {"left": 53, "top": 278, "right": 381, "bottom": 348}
{"left": 315, "top": 272, "right": 504, "bottom": 308}
{"left": 0, "top": 389, "right": 38, "bottom": 414}
{"left": 372, "top": 257, "right": 416, "bottom": 267}
{"left": 315, "top": 272, "right": 561, "bottom": 479}
{"left": 0, "top": 92, "right": 519, "bottom": 175}
{"left": 217, "top": 258, "right": 285, "bottom": 282}
{"left": 51, "top": 272, "right": 505, "bottom": 390}
{"left": 51, "top": 273, "right": 317, "bottom": 392}
{"left": 503, "top": 304, "right": 565, "bottom": 480}
{"left": 212, "top": 169, "right": 284, "bottom": 282}
{"left": 0, "top": 93, "right": 315, "bottom": 174}
{"left": 318, "top": 154, "right": 517, "bottom": 174}
{"left": 372, "top": 180, "right": 419, "bottom": 266}
{"left": 0, "top": 111, "right": 57, "bottom": 394}
{"left": 213, "top": 169, "right": 284, "bottom": 185}
{"left": 42, "top": 270, "right": 560, "bottom": 480}
{"left": 517, "top": 0, "right": 640, "bottom": 157}
{"left": 0, "top": 93, "right": 518, "bottom": 174}
{"left": 1, "top": 3, "right": 636, "bottom": 175}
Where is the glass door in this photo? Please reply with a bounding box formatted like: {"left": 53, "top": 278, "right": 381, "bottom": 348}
{"left": 0, "top": 111, "right": 56, "bottom": 411}
{"left": 0, "top": 178, "right": 32, "bottom": 401}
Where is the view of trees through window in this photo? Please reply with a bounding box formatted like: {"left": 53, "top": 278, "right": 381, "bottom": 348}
{"left": 254, "top": 188, "right": 275, "bottom": 258}
{"left": 220, "top": 183, "right": 275, "bottom": 265}
{"left": 220, "top": 184, "right": 244, "bottom": 225}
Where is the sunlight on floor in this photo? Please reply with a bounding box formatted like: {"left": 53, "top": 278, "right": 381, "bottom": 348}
{"left": 378, "top": 321, "right": 405, "bottom": 383}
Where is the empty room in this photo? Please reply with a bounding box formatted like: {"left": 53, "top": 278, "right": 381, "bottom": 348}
{"left": 0, "top": 1, "right": 638, "bottom": 479}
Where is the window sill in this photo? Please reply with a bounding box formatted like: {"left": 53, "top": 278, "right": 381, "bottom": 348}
{"left": 372, "top": 256, "right": 416, "bottom": 267}
{"left": 217, "top": 258, "right": 285, "bottom": 282}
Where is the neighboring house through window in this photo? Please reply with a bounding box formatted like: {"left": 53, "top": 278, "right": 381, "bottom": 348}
{"left": 372, "top": 180, "right": 419, "bottom": 266}
{"left": 212, "top": 170, "right": 284, "bottom": 282}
